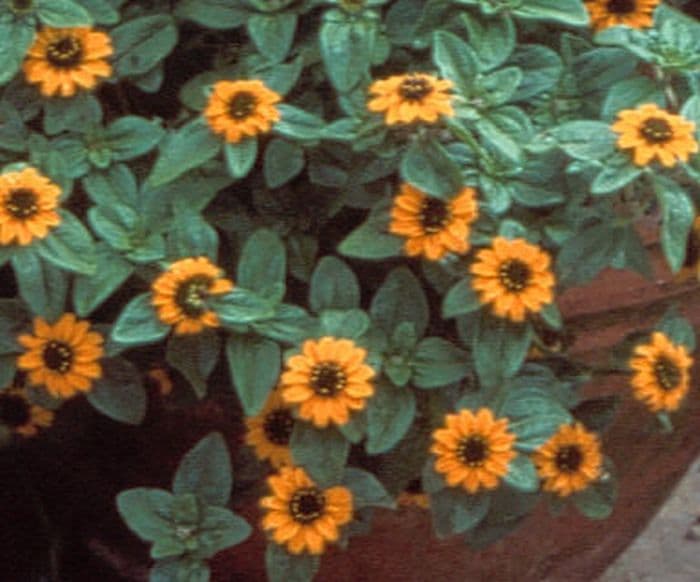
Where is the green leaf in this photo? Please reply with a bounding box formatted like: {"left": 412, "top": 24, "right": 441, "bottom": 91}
{"left": 224, "top": 138, "right": 258, "bottom": 180}
{"left": 175, "top": 0, "right": 248, "bottom": 29}
{"left": 211, "top": 288, "right": 276, "bottom": 325}
{"left": 462, "top": 12, "right": 515, "bottom": 71}
{"left": 36, "top": 210, "right": 96, "bottom": 274}
{"left": 573, "top": 471, "right": 617, "bottom": 519}
{"left": 0, "top": 21, "right": 35, "bottom": 86}
{"left": 116, "top": 488, "right": 175, "bottom": 544}
{"left": 263, "top": 138, "right": 304, "bottom": 188}
{"left": 370, "top": 267, "right": 429, "bottom": 337}
{"left": 226, "top": 335, "right": 280, "bottom": 415}
{"left": 508, "top": 44, "right": 562, "bottom": 101}
{"left": 342, "top": 467, "right": 394, "bottom": 509}
{"left": 473, "top": 313, "right": 533, "bottom": 388}
{"left": 591, "top": 153, "right": 643, "bottom": 195}
{"left": 366, "top": 380, "right": 416, "bottom": 454}
{"left": 237, "top": 228, "right": 286, "bottom": 301}
{"left": 430, "top": 489, "right": 490, "bottom": 538}
{"left": 274, "top": 104, "right": 325, "bottom": 141}
{"left": 338, "top": 199, "right": 403, "bottom": 260}
{"left": 169, "top": 212, "right": 219, "bottom": 261}
{"left": 503, "top": 455, "right": 539, "bottom": 492}
{"left": 432, "top": 30, "right": 477, "bottom": 95}
{"left": 421, "top": 457, "right": 446, "bottom": 494}
{"left": 400, "top": 137, "right": 463, "bottom": 198}
{"left": 36, "top": 0, "right": 93, "bottom": 26}
{"left": 320, "top": 10, "right": 375, "bottom": 92}
{"left": 412, "top": 337, "right": 470, "bottom": 389}
{"left": 166, "top": 330, "right": 221, "bottom": 399}
{"left": 104, "top": 116, "right": 165, "bottom": 161}
{"left": 654, "top": 175, "right": 694, "bottom": 273}
{"left": 43, "top": 93, "right": 101, "bottom": 135}
{"left": 549, "top": 121, "right": 616, "bottom": 161}
{"left": 11, "top": 250, "right": 68, "bottom": 319}
{"left": 148, "top": 119, "right": 222, "bottom": 187}
{"left": 319, "top": 309, "right": 370, "bottom": 339}
{"left": 112, "top": 15, "right": 178, "bottom": 77}
{"left": 510, "top": 412, "right": 571, "bottom": 452}
{"left": 602, "top": 77, "right": 665, "bottom": 121}
{"left": 309, "top": 256, "right": 360, "bottom": 312}
{"left": 657, "top": 308, "right": 696, "bottom": 350}
{"left": 76, "top": 0, "right": 120, "bottom": 24}
{"left": 173, "top": 432, "right": 232, "bottom": 507}
{"left": 513, "top": 0, "right": 589, "bottom": 25}
{"left": 290, "top": 423, "right": 349, "bottom": 487}
{"left": 251, "top": 304, "right": 316, "bottom": 345}
{"left": 87, "top": 357, "right": 147, "bottom": 425}
{"left": 265, "top": 543, "right": 320, "bottom": 582}
{"left": 198, "top": 506, "right": 252, "bottom": 557}
{"left": 248, "top": 12, "right": 297, "bottom": 63}
{"left": 442, "top": 277, "right": 481, "bottom": 319}
{"left": 111, "top": 292, "right": 170, "bottom": 346}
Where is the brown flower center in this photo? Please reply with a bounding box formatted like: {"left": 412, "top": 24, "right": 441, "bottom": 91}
{"left": 499, "top": 259, "right": 531, "bottom": 292}
{"left": 263, "top": 408, "right": 294, "bottom": 445}
{"left": 175, "top": 276, "right": 213, "bottom": 317}
{"left": 42, "top": 341, "right": 73, "bottom": 374}
{"left": 555, "top": 445, "right": 583, "bottom": 472}
{"left": 653, "top": 356, "right": 681, "bottom": 391}
{"left": 640, "top": 118, "right": 673, "bottom": 144}
{"left": 228, "top": 91, "right": 257, "bottom": 120}
{"left": 457, "top": 436, "right": 488, "bottom": 467}
{"left": 420, "top": 197, "right": 450, "bottom": 233}
{"left": 398, "top": 76, "right": 432, "bottom": 102}
{"left": 46, "top": 35, "right": 84, "bottom": 69}
{"left": 5, "top": 188, "right": 38, "bottom": 219}
{"left": 0, "top": 394, "right": 31, "bottom": 427}
{"left": 289, "top": 487, "right": 326, "bottom": 523}
{"left": 606, "top": 0, "right": 636, "bottom": 14}
{"left": 310, "top": 362, "right": 347, "bottom": 396}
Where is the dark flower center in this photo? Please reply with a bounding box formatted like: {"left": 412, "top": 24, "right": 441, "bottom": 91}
{"left": 228, "top": 92, "right": 257, "bottom": 120}
{"left": 499, "top": 259, "right": 531, "bottom": 292}
{"left": 606, "top": 0, "right": 636, "bottom": 14}
{"left": 175, "top": 276, "right": 213, "bottom": 317}
{"left": 653, "top": 356, "right": 681, "bottom": 391}
{"left": 640, "top": 118, "right": 673, "bottom": 144}
{"left": 263, "top": 408, "right": 294, "bottom": 445}
{"left": 46, "top": 35, "right": 83, "bottom": 69}
{"left": 289, "top": 487, "right": 325, "bottom": 523}
{"left": 5, "top": 188, "right": 38, "bottom": 219}
{"left": 457, "top": 436, "right": 488, "bottom": 467}
{"left": 310, "top": 362, "right": 346, "bottom": 396}
{"left": 555, "top": 445, "right": 583, "bottom": 472}
{"left": 398, "top": 76, "right": 432, "bottom": 102}
{"left": 420, "top": 197, "right": 450, "bottom": 233}
{"left": 43, "top": 341, "right": 73, "bottom": 374}
{"left": 0, "top": 394, "right": 31, "bottom": 427}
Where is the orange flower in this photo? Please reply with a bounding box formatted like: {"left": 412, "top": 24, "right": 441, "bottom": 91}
{"left": 628, "top": 331, "right": 693, "bottom": 412}
{"left": 280, "top": 337, "right": 375, "bottom": 428}
{"left": 260, "top": 466, "right": 353, "bottom": 555}
{"left": 0, "top": 167, "right": 61, "bottom": 246}
{"left": 611, "top": 103, "right": 698, "bottom": 168}
{"left": 0, "top": 386, "right": 54, "bottom": 438}
{"left": 204, "top": 80, "right": 281, "bottom": 143}
{"left": 470, "top": 237, "right": 556, "bottom": 323}
{"left": 245, "top": 389, "right": 294, "bottom": 469}
{"left": 17, "top": 314, "right": 104, "bottom": 398}
{"left": 367, "top": 73, "right": 454, "bottom": 125}
{"left": 431, "top": 408, "right": 517, "bottom": 494}
{"left": 23, "top": 27, "right": 112, "bottom": 97}
{"left": 532, "top": 423, "right": 603, "bottom": 497}
{"left": 585, "top": 0, "right": 661, "bottom": 31}
{"left": 151, "top": 257, "right": 234, "bottom": 335}
{"left": 389, "top": 183, "right": 479, "bottom": 261}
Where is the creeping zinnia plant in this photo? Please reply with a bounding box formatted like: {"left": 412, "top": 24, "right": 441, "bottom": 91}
{"left": 0, "top": 0, "right": 699, "bottom": 580}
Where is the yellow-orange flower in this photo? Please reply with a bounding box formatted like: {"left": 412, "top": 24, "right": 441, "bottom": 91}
{"left": 532, "top": 423, "right": 603, "bottom": 497}
{"left": 585, "top": 0, "right": 661, "bottom": 31}
{"left": 280, "top": 337, "right": 375, "bottom": 428}
{"left": 260, "top": 466, "right": 353, "bottom": 555}
{"left": 0, "top": 386, "right": 54, "bottom": 438}
{"left": 431, "top": 408, "right": 517, "bottom": 494}
{"left": 611, "top": 103, "right": 698, "bottom": 168}
{"left": 146, "top": 366, "right": 173, "bottom": 396}
{"left": 0, "top": 167, "right": 61, "bottom": 246}
{"left": 628, "top": 331, "right": 693, "bottom": 412}
{"left": 203, "top": 79, "right": 281, "bottom": 143}
{"left": 389, "top": 183, "right": 479, "bottom": 261}
{"left": 245, "top": 389, "right": 295, "bottom": 469}
{"left": 367, "top": 73, "right": 454, "bottom": 125}
{"left": 16, "top": 313, "right": 104, "bottom": 399}
{"left": 151, "top": 257, "right": 234, "bottom": 335}
{"left": 470, "top": 237, "right": 556, "bottom": 323}
{"left": 23, "top": 27, "right": 113, "bottom": 97}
